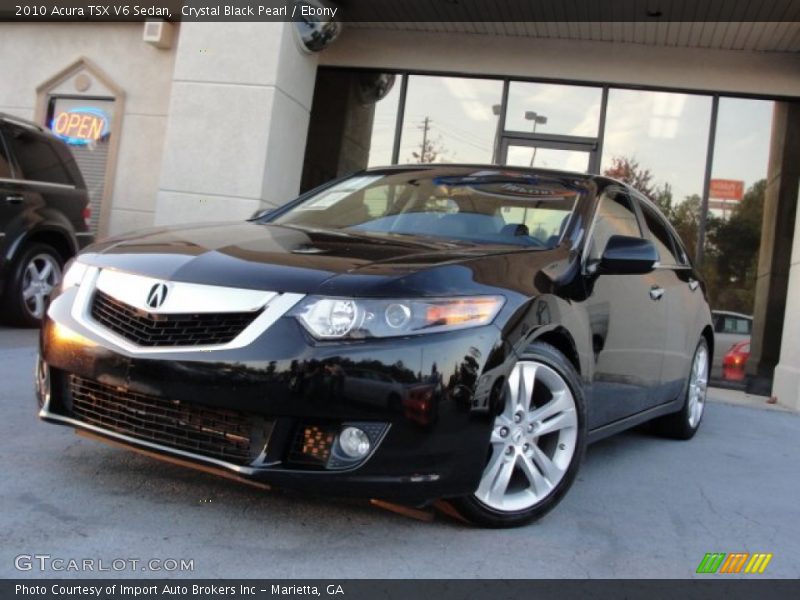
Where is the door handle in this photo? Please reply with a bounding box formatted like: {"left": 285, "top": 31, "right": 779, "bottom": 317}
{"left": 649, "top": 286, "right": 665, "bottom": 301}
{"left": 688, "top": 278, "right": 699, "bottom": 291}
{"left": 5, "top": 195, "right": 24, "bottom": 205}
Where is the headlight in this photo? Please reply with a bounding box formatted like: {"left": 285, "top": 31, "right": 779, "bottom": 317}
{"left": 292, "top": 295, "right": 505, "bottom": 339}
{"left": 61, "top": 259, "right": 88, "bottom": 289}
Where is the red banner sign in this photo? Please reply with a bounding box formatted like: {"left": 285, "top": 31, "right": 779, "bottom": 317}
{"left": 709, "top": 179, "right": 744, "bottom": 201}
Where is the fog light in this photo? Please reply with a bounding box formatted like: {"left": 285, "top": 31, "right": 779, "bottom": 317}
{"left": 338, "top": 426, "right": 371, "bottom": 458}
{"left": 300, "top": 425, "right": 335, "bottom": 462}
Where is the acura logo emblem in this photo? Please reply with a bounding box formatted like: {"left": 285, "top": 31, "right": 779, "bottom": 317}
{"left": 146, "top": 283, "right": 168, "bottom": 309}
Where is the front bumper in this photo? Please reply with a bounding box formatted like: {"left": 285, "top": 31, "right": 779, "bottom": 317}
{"left": 39, "top": 286, "right": 511, "bottom": 504}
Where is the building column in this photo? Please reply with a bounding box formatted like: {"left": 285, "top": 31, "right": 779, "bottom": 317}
{"left": 154, "top": 23, "right": 317, "bottom": 225}
{"left": 749, "top": 101, "right": 800, "bottom": 406}
{"left": 774, "top": 200, "right": 800, "bottom": 410}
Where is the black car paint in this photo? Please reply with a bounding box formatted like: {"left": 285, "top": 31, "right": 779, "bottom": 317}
{"left": 0, "top": 117, "right": 92, "bottom": 298}
{"left": 38, "top": 166, "right": 713, "bottom": 504}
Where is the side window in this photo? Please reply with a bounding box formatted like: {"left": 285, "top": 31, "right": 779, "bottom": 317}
{"left": 639, "top": 201, "right": 680, "bottom": 266}
{"left": 717, "top": 316, "right": 752, "bottom": 335}
{"left": 670, "top": 231, "right": 690, "bottom": 265}
{"left": 737, "top": 318, "right": 752, "bottom": 335}
{"left": 4, "top": 125, "right": 72, "bottom": 185}
{"left": 587, "top": 190, "right": 642, "bottom": 261}
{"left": 0, "top": 131, "right": 12, "bottom": 178}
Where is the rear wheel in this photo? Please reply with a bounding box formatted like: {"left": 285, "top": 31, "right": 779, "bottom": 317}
{"left": 1, "top": 243, "right": 63, "bottom": 327}
{"left": 452, "top": 342, "right": 586, "bottom": 527}
{"left": 652, "top": 338, "right": 709, "bottom": 440}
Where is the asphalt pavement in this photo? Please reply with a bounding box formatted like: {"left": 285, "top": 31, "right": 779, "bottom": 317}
{"left": 1, "top": 326, "right": 798, "bottom": 579}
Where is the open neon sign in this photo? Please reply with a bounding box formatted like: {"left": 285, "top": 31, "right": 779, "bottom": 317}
{"left": 51, "top": 107, "right": 109, "bottom": 145}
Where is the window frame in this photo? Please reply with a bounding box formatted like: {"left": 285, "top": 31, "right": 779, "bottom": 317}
{"left": 0, "top": 126, "right": 16, "bottom": 179}
{"left": 581, "top": 183, "right": 644, "bottom": 273}
{"left": 633, "top": 192, "right": 693, "bottom": 269}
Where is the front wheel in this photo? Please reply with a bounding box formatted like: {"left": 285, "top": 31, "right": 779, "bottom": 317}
{"left": 1, "top": 243, "right": 63, "bottom": 327}
{"left": 452, "top": 342, "right": 586, "bottom": 527}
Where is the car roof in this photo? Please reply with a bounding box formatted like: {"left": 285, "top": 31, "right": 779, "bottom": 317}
{"left": 364, "top": 163, "right": 608, "bottom": 181}
{"left": 712, "top": 310, "right": 753, "bottom": 320}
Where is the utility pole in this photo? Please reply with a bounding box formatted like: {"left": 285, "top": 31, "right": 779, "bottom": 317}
{"left": 418, "top": 116, "right": 431, "bottom": 163}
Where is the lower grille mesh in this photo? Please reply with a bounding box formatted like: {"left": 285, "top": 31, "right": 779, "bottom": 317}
{"left": 69, "top": 376, "right": 263, "bottom": 465}
{"left": 90, "top": 289, "right": 261, "bottom": 347}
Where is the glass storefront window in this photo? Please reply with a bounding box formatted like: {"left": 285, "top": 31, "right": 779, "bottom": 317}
{"left": 398, "top": 75, "right": 503, "bottom": 164}
{"left": 505, "top": 145, "right": 590, "bottom": 172}
{"left": 601, "top": 89, "right": 712, "bottom": 203}
{"left": 505, "top": 81, "right": 602, "bottom": 137}
{"left": 709, "top": 98, "right": 773, "bottom": 219}
{"left": 367, "top": 77, "right": 401, "bottom": 168}
{"left": 703, "top": 98, "right": 774, "bottom": 315}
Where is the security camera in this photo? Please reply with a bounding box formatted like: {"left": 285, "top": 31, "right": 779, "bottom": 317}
{"left": 356, "top": 73, "right": 397, "bottom": 105}
{"left": 293, "top": 0, "right": 342, "bottom": 53}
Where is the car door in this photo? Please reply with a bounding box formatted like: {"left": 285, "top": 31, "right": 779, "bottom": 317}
{"left": 581, "top": 186, "right": 668, "bottom": 428}
{"left": 637, "top": 197, "right": 698, "bottom": 406}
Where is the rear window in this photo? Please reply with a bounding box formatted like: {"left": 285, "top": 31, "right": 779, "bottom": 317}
{"left": 4, "top": 124, "right": 73, "bottom": 186}
{"left": 271, "top": 170, "right": 588, "bottom": 249}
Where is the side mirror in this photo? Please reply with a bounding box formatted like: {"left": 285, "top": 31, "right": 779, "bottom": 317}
{"left": 598, "top": 235, "right": 658, "bottom": 275}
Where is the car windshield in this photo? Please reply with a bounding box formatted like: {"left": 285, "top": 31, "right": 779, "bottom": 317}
{"left": 269, "top": 169, "right": 587, "bottom": 248}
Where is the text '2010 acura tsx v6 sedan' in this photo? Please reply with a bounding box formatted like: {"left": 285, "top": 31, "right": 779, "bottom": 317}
{"left": 36, "top": 166, "right": 713, "bottom": 527}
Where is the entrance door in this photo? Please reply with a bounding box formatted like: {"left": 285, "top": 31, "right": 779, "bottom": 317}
{"left": 499, "top": 137, "right": 597, "bottom": 173}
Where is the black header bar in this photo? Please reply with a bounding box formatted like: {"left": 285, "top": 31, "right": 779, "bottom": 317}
{"left": 2, "top": 0, "right": 800, "bottom": 23}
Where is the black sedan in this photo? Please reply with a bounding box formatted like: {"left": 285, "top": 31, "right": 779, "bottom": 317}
{"left": 36, "top": 166, "right": 713, "bottom": 527}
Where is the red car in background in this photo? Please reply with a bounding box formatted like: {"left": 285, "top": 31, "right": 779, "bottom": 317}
{"left": 722, "top": 341, "right": 751, "bottom": 382}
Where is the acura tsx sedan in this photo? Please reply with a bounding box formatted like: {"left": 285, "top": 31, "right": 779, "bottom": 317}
{"left": 36, "top": 166, "right": 712, "bottom": 527}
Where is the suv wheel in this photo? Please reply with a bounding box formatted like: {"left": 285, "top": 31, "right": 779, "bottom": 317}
{"left": 452, "top": 342, "right": 586, "bottom": 527}
{"left": 2, "top": 244, "right": 63, "bottom": 327}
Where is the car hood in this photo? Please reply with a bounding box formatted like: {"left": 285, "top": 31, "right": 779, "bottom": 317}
{"left": 80, "top": 221, "right": 558, "bottom": 297}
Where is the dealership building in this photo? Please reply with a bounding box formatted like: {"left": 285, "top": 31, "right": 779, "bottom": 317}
{"left": 1, "top": 15, "right": 799, "bottom": 407}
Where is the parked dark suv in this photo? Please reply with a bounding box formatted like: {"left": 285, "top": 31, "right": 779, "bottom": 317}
{"left": 0, "top": 114, "right": 92, "bottom": 326}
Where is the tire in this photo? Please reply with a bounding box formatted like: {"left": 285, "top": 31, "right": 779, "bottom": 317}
{"left": 652, "top": 338, "right": 709, "bottom": 440}
{"left": 1, "top": 243, "right": 64, "bottom": 328}
{"left": 452, "top": 342, "right": 587, "bottom": 528}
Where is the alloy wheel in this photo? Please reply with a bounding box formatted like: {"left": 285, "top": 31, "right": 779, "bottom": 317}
{"left": 21, "top": 253, "right": 61, "bottom": 320}
{"left": 475, "top": 360, "right": 578, "bottom": 512}
{"left": 687, "top": 345, "right": 708, "bottom": 428}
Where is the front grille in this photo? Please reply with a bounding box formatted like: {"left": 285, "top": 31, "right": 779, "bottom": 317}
{"left": 90, "top": 289, "right": 261, "bottom": 347}
{"left": 69, "top": 375, "right": 267, "bottom": 465}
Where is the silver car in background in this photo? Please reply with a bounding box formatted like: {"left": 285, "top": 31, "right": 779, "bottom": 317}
{"left": 711, "top": 310, "right": 753, "bottom": 379}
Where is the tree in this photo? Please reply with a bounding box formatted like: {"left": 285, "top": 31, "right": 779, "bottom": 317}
{"left": 705, "top": 179, "right": 766, "bottom": 313}
{"left": 410, "top": 116, "right": 448, "bottom": 163}
{"left": 653, "top": 182, "right": 674, "bottom": 218}
{"left": 603, "top": 156, "right": 656, "bottom": 201}
{"left": 411, "top": 136, "right": 446, "bottom": 163}
{"left": 670, "top": 193, "right": 702, "bottom": 260}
